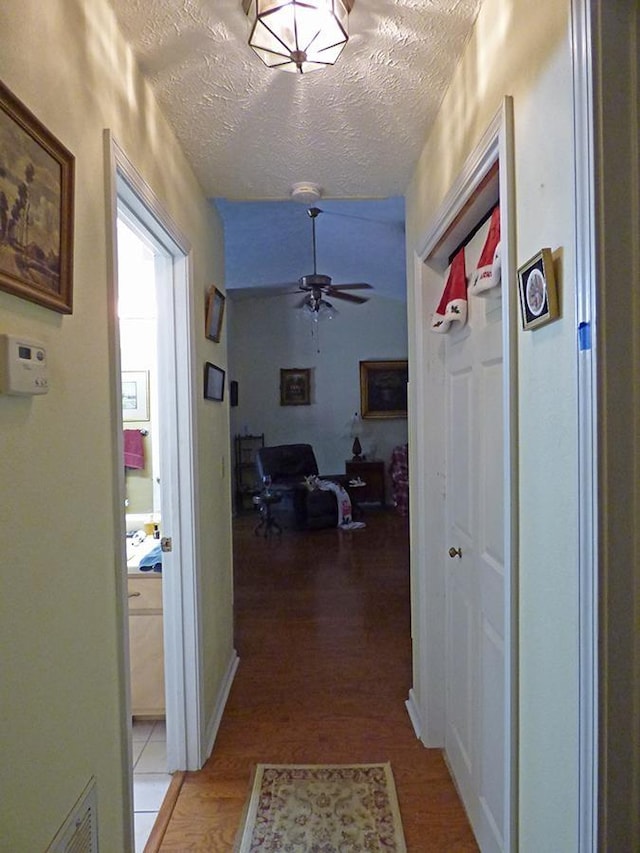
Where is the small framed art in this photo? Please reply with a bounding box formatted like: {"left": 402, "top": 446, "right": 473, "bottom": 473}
{"left": 517, "top": 248, "right": 559, "bottom": 330}
{"left": 122, "top": 371, "right": 150, "bottom": 421}
{"left": 205, "top": 285, "right": 225, "bottom": 342}
{"left": 280, "top": 368, "right": 310, "bottom": 406}
{"left": 204, "top": 362, "right": 225, "bottom": 401}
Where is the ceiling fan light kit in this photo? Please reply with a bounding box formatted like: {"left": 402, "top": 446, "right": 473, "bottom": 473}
{"left": 256, "top": 206, "right": 372, "bottom": 322}
{"left": 244, "top": 0, "right": 353, "bottom": 74}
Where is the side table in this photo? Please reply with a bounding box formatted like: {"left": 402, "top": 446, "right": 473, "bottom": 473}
{"left": 252, "top": 493, "right": 282, "bottom": 538}
{"left": 345, "top": 459, "right": 385, "bottom": 506}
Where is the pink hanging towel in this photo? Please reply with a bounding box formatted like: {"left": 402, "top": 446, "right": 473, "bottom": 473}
{"left": 123, "top": 429, "right": 145, "bottom": 470}
{"left": 431, "top": 249, "right": 467, "bottom": 334}
{"left": 469, "top": 205, "right": 501, "bottom": 296}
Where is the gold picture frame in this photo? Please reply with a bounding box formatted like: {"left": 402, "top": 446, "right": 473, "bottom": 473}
{"left": 0, "top": 81, "right": 75, "bottom": 313}
{"left": 360, "top": 359, "right": 408, "bottom": 419}
{"left": 205, "top": 285, "right": 225, "bottom": 342}
{"left": 280, "top": 368, "right": 311, "bottom": 406}
{"left": 517, "top": 248, "right": 559, "bottom": 330}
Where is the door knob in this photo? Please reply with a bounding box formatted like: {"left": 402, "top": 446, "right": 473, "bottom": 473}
{"left": 448, "top": 546, "right": 462, "bottom": 559}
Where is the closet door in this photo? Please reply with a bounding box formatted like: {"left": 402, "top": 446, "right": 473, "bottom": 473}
{"left": 444, "top": 220, "right": 506, "bottom": 852}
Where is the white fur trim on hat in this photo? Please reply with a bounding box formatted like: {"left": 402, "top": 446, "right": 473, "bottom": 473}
{"left": 470, "top": 241, "right": 501, "bottom": 295}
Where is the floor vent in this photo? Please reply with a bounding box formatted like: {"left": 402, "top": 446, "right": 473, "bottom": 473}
{"left": 47, "top": 777, "right": 98, "bottom": 853}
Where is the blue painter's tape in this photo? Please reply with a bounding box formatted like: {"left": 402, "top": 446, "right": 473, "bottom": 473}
{"left": 578, "top": 322, "right": 591, "bottom": 351}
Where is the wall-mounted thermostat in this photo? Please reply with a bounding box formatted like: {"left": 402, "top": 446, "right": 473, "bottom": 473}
{"left": 0, "top": 334, "right": 49, "bottom": 396}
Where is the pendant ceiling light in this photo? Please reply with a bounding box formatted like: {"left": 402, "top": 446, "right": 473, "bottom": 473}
{"left": 244, "top": 0, "right": 353, "bottom": 74}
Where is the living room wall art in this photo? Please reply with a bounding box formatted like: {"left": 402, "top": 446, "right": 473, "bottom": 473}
{"left": 205, "top": 284, "right": 225, "bottom": 341}
{"left": 360, "top": 360, "right": 408, "bottom": 419}
{"left": 0, "top": 81, "right": 75, "bottom": 313}
{"left": 204, "top": 361, "right": 225, "bottom": 401}
{"left": 280, "top": 368, "right": 310, "bottom": 406}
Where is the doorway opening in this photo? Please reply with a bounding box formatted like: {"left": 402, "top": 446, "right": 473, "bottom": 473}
{"left": 117, "top": 211, "right": 172, "bottom": 849}
{"left": 106, "top": 132, "right": 205, "bottom": 849}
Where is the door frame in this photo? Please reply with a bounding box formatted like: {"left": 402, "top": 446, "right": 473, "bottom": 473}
{"left": 406, "top": 98, "right": 518, "bottom": 850}
{"left": 104, "top": 131, "right": 204, "bottom": 779}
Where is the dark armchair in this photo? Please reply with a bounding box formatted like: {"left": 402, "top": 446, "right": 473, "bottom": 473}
{"left": 255, "top": 444, "right": 343, "bottom": 530}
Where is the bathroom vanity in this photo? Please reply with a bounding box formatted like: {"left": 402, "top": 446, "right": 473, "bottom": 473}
{"left": 128, "top": 574, "right": 165, "bottom": 718}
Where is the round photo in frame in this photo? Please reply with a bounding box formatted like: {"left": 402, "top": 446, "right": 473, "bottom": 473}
{"left": 517, "top": 248, "right": 559, "bottom": 330}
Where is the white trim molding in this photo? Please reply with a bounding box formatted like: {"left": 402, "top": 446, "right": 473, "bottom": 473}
{"left": 570, "top": 1, "right": 599, "bottom": 850}
{"left": 205, "top": 650, "right": 240, "bottom": 760}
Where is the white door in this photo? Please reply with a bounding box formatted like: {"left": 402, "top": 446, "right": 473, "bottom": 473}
{"left": 444, "top": 222, "right": 505, "bottom": 851}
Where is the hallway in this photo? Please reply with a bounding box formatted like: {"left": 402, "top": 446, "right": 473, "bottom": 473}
{"left": 157, "top": 510, "right": 477, "bottom": 851}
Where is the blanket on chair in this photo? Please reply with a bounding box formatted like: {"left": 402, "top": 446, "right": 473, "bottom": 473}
{"left": 305, "top": 477, "right": 366, "bottom": 529}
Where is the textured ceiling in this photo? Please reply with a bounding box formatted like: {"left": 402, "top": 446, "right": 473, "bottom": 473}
{"left": 108, "top": 0, "right": 480, "bottom": 201}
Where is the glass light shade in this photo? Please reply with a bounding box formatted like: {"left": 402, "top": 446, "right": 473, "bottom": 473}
{"left": 299, "top": 297, "right": 338, "bottom": 322}
{"left": 247, "top": 0, "right": 350, "bottom": 73}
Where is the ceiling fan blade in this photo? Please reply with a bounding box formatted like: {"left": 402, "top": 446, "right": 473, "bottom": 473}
{"left": 328, "top": 282, "right": 373, "bottom": 291}
{"left": 329, "top": 291, "right": 369, "bottom": 304}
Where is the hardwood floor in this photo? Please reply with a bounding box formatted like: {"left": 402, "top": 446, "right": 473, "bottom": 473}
{"left": 158, "top": 510, "right": 478, "bottom": 851}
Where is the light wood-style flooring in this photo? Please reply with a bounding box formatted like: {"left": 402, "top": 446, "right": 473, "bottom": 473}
{"left": 156, "top": 509, "right": 478, "bottom": 851}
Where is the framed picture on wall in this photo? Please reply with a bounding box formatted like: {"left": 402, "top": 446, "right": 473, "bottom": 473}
{"left": 280, "top": 368, "right": 311, "bottom": 406}
{"left": 205, "top": 285, "right": 225, "bottom": 342}
{"left": 517, "top": 248, "right": 559, "bottom": 330}
{"left": 122, "top": 371, "right": 150, "bottom": 421}
{"left": 360, "top": 360, "right": 408, "bottom": 419}
{"left": 0, "top": 81, "right": 75, "bottom": 313}
{"left": 204, "top": 361, "right": 225, "bottom": 401}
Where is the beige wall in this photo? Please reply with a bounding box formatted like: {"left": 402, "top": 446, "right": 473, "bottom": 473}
{"left": 0, "top": 1, "right": 232, "bottom": 851}
{"left": 406, "top": 0, "right": 580, "bottom": 848}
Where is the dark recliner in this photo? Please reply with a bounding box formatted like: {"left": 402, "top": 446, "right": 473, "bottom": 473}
{"left": 255, "top": 444, "right": 343, "bottom": 530}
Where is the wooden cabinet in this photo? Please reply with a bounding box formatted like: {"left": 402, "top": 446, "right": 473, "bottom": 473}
{"left": 128, "top": 575, "right": 164, "bottom": 718}
{"left": 345, "top": 459, "right": 386, "bottom": 506}
{"left": 234, "top": 433, "right": 264, "bottom": 513}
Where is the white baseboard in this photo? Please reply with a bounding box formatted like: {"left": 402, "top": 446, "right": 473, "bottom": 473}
{"left": 405, "top": 688, "right": 423, "bottom": 740}
{"left": 204, "top": 649, "right": 240, "bottom": 761}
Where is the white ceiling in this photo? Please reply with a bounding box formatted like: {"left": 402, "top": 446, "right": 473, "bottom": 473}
{"left": 109, "top": 0, "right": 480, "bottom": 201}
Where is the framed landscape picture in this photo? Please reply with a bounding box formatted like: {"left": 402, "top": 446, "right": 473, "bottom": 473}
{"left": 360, "top": 359, "right": 408, "bottom": 419}
{"left": 0, "top": 81, "right": 75, "bottom": 313}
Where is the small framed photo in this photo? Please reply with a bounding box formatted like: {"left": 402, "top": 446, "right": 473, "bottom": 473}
{"left": 122, "top": 371, "right": 150, "bottom": 421}
{"left": 360, "top": 359, "right": 408, "bottom": 419}
{"left": 280, "top": 368, "right": 310, "bottom": 406}
{"left": 517, "top": 248, "right": 559, "bottom": 330}
{"left": 205, "top": 285, "right": 225, "bottom": 342}
{"left": 204, "top": 361, "right": 225, "bottom": 401}
{"left": 0, "top": 81, "right": 75, "bottom": 313}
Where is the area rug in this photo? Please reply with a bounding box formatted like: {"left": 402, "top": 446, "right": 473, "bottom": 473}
{"left": 235, "top": 763, "right": 407, "bottom": 852}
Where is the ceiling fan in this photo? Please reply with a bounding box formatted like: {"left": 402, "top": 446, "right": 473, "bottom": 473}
{"left": 282, "top": 207, "right": 373, "bottom": 315}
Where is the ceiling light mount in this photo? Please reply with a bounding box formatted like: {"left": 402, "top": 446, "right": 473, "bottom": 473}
{"left": 290, "top": 182, "right": 323, "bottom": 205}
{"left": 244, "top": 0, "right": 354, "bottom": 74}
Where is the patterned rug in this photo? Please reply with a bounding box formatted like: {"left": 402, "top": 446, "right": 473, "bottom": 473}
{"left": 235, "top": 763, "right": 407, "bottom": 852}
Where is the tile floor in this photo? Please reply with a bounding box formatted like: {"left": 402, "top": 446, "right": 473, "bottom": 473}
{"left": 132, "top": 720, "right": 171, "bottom": 852}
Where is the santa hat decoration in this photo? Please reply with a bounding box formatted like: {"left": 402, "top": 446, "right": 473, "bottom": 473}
{"left": 431, "top": 248, "right": 468, "bottom": 334}
{"left": 469, "top": 205, "right": 501, "bottom": 296}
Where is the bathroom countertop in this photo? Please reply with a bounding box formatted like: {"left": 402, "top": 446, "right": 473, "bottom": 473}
{"left": 126, "top": 534, "right": 162, "bottom": 576}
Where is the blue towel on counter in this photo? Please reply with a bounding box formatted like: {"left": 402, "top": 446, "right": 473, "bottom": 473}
{"left": 139, "top": 543, "right": 162, "bottom": 573}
